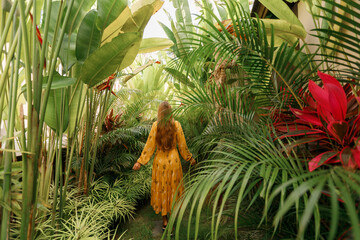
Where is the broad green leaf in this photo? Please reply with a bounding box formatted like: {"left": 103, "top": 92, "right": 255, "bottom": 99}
{"left": 79, "top": 32, "right": 141, "bottom": 87}
{"left": 97, "top": 0, "right": 128, "bottom": 31}
{"left": 45, "top": 89, "right": 69, "bottom": 133}
{"left": 59, "top": 33, "right": 77, "bottom": 70}
{"left": 42, "top": 76, "right": 76, "bottom": 89}
{"left": 101, "top": 6, "right": 132, "bottom": 45}
{"left": 119, "top": 39, "right": 142, "bottom": 72}
{"left": 20, "top": 73, "right": 72, "bottom": 132}
{"left": 117, "top": 5, "right": 154, "bottom": 70}
{"left": 262, "top": 19, "right": 307, "bottom": 45}
{"left": 21, "top": 75, "right": 76, "bottom": 93}
{"left": 259, "top": 0, "right": 304, "bottom": 28}
{"left": 64, "top": 0, "right": 96, "bottom": 34}
{"left": 102, "top": 0, "right": 163, "bottom": 45}
{"left": 21, "top": 73, "right": 74, "bottom": 132}
{"left": 158, "top": 21, "right": 176, "bottom": 43}
{"left": 76, "top": 10, "right": 101, "bottom": 62}
{"left": 138, "top": 38, "right": 173, "bottom": 54}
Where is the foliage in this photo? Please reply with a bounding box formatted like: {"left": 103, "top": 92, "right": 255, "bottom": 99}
{"left": 275, "top": 71, "right": 360, "bottom": 171}
{"left": 102, "top": 109, "right": 124, "bottom": 133}
{"left": 0, "top": 0, "right": 171, "bottom": 238}
{"left": 7, "top": 183, "right": 130, "bottom": 239}
{"left": 96, "top": 123, "right": 151, "bottom": 178}
{"left": 163, "top": 0, "right": 360, "bottom": 239}
{"left": 165, "top": 123, "right": 360, "bottom": 240}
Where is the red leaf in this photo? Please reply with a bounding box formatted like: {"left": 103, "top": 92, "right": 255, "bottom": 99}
{"left": 327, "top": 120, "right": 348, "bottom": 143}
{"left": 290, "top": 107, "right": 322, "bottom": 126}
{"left": 317, "top": 104, "right": 334, "bottom": 124}
{"left": 309, "top": 151, "right": 338, "bottom": 172}
{"left": 304, "top": 94, "right": 317, "bottom": 110}
{"left": 326, "top": 83, "right": 347, "bottom": 121}
{"left": 308, "top": 80, "right": 330, "bottom": 111}
{"left": 317, "top": 71, "right": 343, "bottom": 89}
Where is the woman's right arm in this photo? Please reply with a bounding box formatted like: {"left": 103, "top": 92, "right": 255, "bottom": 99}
{"left": 133, "top": 122, "right": 157, "bottom": 170}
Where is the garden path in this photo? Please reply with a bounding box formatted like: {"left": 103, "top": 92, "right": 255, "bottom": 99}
{"left": 120, "top": 201, "right": 164, "bottom": 240}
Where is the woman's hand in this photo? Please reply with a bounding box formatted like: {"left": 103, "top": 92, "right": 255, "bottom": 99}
{"left": 190, "top": 158, "right": 196, "bottom": 166}
{"left": 133, "top": 162, "right": 141, "bottom": 170}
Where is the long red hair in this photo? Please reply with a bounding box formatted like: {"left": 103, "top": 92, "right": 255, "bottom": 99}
{"left": 156, "top": 101, "right": 176, "bottom": 150}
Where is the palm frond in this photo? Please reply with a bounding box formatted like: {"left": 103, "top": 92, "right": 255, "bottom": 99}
{"left": 166, "top": 122, "right": 360, "bottom": 240}
{"left": 314, "top": 0, "right": 360, "bottom": 81}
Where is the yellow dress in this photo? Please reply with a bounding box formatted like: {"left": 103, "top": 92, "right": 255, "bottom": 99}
{"left": 137, "top": 121, "right": 193, "bottom": 216}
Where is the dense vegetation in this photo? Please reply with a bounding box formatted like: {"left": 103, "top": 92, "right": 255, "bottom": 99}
{"left": 1, "top": 0, "right": 359, "bottom": 239}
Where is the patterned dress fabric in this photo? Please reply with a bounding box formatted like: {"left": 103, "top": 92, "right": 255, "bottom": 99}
{"left": 137, "top": 121, "right": 193, "bottom": 216}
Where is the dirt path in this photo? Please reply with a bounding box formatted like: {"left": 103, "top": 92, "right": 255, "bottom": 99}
{"left": 119, "top": 200, "right": 266, "bottom": 240}
{"left": 119, "top": 201, "right": 164, "bottom": 240}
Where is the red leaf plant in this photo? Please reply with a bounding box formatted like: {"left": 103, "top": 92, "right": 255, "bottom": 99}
{"left": 102, "top": 109, "right": 123, "bottom": 133}
{"left": 275, "top": 71, "right": 360, "bottom": 171}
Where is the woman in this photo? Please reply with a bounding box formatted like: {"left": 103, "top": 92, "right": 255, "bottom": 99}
{"left": 133, "top": 101, "right": 196, "bottom": 230}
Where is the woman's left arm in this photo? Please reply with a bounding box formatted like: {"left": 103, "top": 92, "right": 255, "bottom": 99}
{"left": 176, "top": 121, "right": 196, "bottom": 165}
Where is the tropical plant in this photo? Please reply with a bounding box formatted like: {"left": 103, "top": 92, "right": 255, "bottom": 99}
{"left": 31, "top": 183, "right": 133, "bottom": 240}
{"left": 162, "top": 0, "right": 360, "bottom": 239}
{"left": 0, "top": 0, "right": 172, "bottom": 238}
{"left": 275, "top": 71, "right": 360, "bottom": 171}
{"left": 95, "top": 123, "right": 151, "bottom": 179}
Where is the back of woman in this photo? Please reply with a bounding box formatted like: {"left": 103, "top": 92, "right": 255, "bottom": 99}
{"left": 133, "top": 101, "right": 196, "bottom": 230}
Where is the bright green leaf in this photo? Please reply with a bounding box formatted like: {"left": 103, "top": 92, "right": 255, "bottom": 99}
{"left": 76, "top": 10, "right": 101, "bottom": 62}
{"left": 44, "top": 89, "right": 69, "bottom": 133}
{"left": 64, "top": 0, "right": 96, "bottom": 34}
{"left": 97, "top": 0, "right": 128, "bottom": 31}
{"left": 21, "top": 75, "right": 76, "bottom": 93}
{"left": 262, "top": 18, "right": 307, "bottom": 45}
{"left": 59, "top": 33, "right": 77, "bottom": 70}
{"left": 101, "top": 6, "right": 132, "bottom": 45}
{"left": 79, "top": 32, "right": 141, "bottom": 87}
{"left": 259, "top": 0, "right": 304, "bottom": 28}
